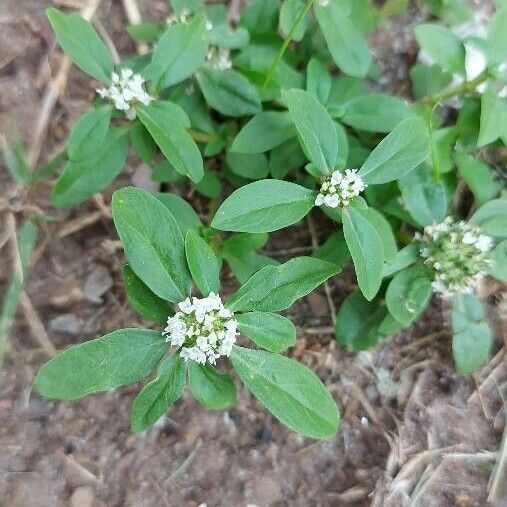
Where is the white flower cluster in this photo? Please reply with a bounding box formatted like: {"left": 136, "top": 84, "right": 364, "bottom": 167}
{"left": 417, "top": 217, "right": 493, "bottom": 298}
{"left": 164, "top": 293, "right": 238, "bottom": 364}
{"left": 96, "top": 69, "right": 152, "bottom": 120}
{"left": 206, "top": 47, "right": 232, "bottom": 70}
{"left": 315, "top": 169, "right": 367, "bottom": 208}
{"left": 167, "top": 8, "right": 191, "bottom": 25}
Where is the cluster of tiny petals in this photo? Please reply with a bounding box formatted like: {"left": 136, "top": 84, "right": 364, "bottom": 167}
{"left": 206, "top": 47, "right": 232, "bottom": 70}
{"left": 96, "top": 69, "right": 152, "bottom": 120}
{"left": 315, "top": 169, "right": 367, "bottom": 208}
{"left": 163, "top": 293, "right": 238, "bottom": 364}
{"left": 416, "top": 216, "right": 493, "bottom": 298}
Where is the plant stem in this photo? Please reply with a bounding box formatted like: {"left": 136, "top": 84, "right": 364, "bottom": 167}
{"left": 420, "top": 71, "right": 490, "bottom": 105}
{"left": 262, "top": 0, "right": 316, "bottom": 90}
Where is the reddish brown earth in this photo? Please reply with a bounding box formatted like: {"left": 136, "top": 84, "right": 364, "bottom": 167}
{"left": 1, "top": 1, "right": 505, "bottom": 506}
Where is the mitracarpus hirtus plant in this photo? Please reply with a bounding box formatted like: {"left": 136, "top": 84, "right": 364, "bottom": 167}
{"left": 23, "top": 0, "right": 507, "bottom": 437}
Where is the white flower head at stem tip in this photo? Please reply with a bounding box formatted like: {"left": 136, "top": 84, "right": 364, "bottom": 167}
{"left": 418, "top": 216, "right": 493, "bottom": 298}
{"left": 163, "top": 293, "right": 238, "bottom": 365}
{"left": 314, "top": 169, "right": 367, "bottom": 209}
{"left": 96, "top": 68, "right": 152, "bottom": 120}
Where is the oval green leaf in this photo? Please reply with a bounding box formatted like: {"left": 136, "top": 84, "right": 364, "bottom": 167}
{"left": 188, "top": 362, "right": 236, "bottom": 409}
{"left": 35, "top": 329, "right": 168, "bottom": 400}
{"left": 212, "top": 180, "right": 315, "bottom": 233}
{"left": 230, "top": 346, "right": 340, "bottom": 439}
{"left": 236, "top": 311, "right": 296, "bottom": 353}
{"left": 112, "top": 187, "right": 192, "bottom": 302}
{"left": 131, "top": 353, "right": 186, "bottom": 432}
{"left": 185, "top": 229, "right": 220, "bottom": 296}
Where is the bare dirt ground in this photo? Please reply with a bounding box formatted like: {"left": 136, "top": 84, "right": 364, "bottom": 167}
{"left": 1, "top": 1, "right": 506, "bottom": 506}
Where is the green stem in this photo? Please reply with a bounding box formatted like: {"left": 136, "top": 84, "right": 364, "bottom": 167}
{"left": 262, "top": 0, "right": 316, "bottom": 90}
{"left": 419, "top": 71, "right": 490, "bottom": 105}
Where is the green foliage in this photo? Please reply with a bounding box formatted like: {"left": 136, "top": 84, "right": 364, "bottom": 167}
{"left": 236, "top": 312, "right": 296, "bottom": 353}
{"left": 34, "top": 0, "right": 507, "bottom": 439}
{"left": 212, "top": 180, "right": 315, "bottom": 233}
{"left": 452, "top": 293, "right": 493, "bottom": 374}
{"left": 112, "top": 187, "right": 192, "bottom": 302}
{"left": 188, "top": 363, "right": 236, "bottom": 409}
{"left": 131, "top": 354, "right": 186, "bottom": 431}
{"left": 35, "top": 329, "right": 168, "bottom": 400}
{"left": 47, "top": 8, "right": 113, "bottom": 82}
{"left": 230, "top": 346, "right": 340, "bottom": 439}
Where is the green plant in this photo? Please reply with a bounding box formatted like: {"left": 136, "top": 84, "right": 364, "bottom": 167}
{"left": 30, "top": 0, "right": 507, "bottom": 438}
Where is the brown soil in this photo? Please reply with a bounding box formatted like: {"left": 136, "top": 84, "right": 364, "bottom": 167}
{"left": 1, "top": 1, "right": 505, "bottom": 506}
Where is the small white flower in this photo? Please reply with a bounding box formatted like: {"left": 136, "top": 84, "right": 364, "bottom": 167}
{"left": 163, "top": 292, "right": 238, "bottom": 364}
{"left": 206, "top": 47, "right": 232, "bottom": 70}
{"left": 419, "top": 217, "right": 493, "bottom": 298}
{"left": 315, "top": 169, "right": 366, "bottom": 209}
{"left": 96, "top": 68, "right": 152, "bottom": 120}
{"left": 205, "top": 19, "right": 213, "bottom": 31}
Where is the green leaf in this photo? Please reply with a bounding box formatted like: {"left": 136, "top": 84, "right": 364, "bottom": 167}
{"left": 470, "top": 199, "right": 507, "bottom": 238}
{"left": 382, "top": 242, "right": 420, "bottom": 278}
{"left": 52, "top": 128, "right": 128, "bottom": 208}
{"left": 231, "top": 112, "right": 296, "bottom": 153}
{"left": 223, "top": 251, "right": 278, "bottom": 285}
{"left": 230, "top": 346, "right": 340, "bottom": 439}
{"left": 236, "top": 312, "right": 296, "bottom": 353}
{"left": 361, "top": 207, "right": 397, "bottom": 263}
{"left": 314, "top": 0, "right": 371, "bottom": 78}
{"left": 478, "top": 89, "right": 507, "bottom": 147}
{"left": 137, "top": 103, "right": 203, "bottom": 183}
{"left": 226, "top": 152, "right": 269, "bottom": 180}
{"left": 385, "top": 266, "right": 433, "bottom": 326}
{"left": 488, "top": 240, "right": 507, "bottom": 281}
{"left": 307, "top": 58, "right": 332, "bottom": 104}
{"left": 455, "top": 152, "right": 501, "bottom": 207}
{"left": 188, "top": 363, "right": 236, "bottom": 409}
{"left": 131, "top": 354, "right": 186, "bottom": 432}
{"left": 410, "top": 63, "right": 453, "bottom": 100}
{"left": 240, "top": 0, "right": 279, "bottom": 35}
{"left": 269, "top": 138, "right": 306, "bottom": 179}
{"left": 185, "top": 229, "right": 220, "bottom": 296}
{"left": 279, "top": 0, "right": 309, "bottom": 41}
{"left": 212, "top": 180, "right": 315, "bottom": 233}
{"left": 35, "top": 329, "right": 168, "bottom": 400}
{"left": 154, "top": 193, "right": 203, "bottom": 236}
{"left": 144, "top": 14, "right": 209, "bottom": 88}
{"left": 452, "top": 293, "right": 492, "bottom": 374}
{"left": 335, "top": 290, "right": 387, "bottom": 351}
{"left": 127, "top": 21, "right": 163, "bottom": 43}
{"left": 46, "top": 8, "right": 113, "bottom": 82}
{"left": 122, "top": 265, "right": 170, "bottom": 326}
{"left": 341, "top": 94, "right": 415, "bottom": 133}
{"left": 415, "top": 23, "right": 465, "bottom": 73}
{"left": 342, "top": 203, "right": 384, "bottom": 301}
{"left": 197, "top": 66, "right": 262, "bottom": 117}
{"left": 312, "top": 231, "right": 351, "bottom": 268}
{"left": 130, "top": 122, "right": 157, "bottom": 163}
{"left": 196, "top": 170, "right": 222, "bottom": 198}
{"left": 67, "top": 105, "right": 111, "bottom": 161}
{"left": 226, "top": 256, "right": 339, "bottom": 312}
{"left": 399, "top": 165, "right": 448, "bottom": 226}
{"left": 486, "top": 7, "right": 507, "bottom": 66}
{"left": 209, "top": 24, "right": 250, "bottom": 49}
{"left": 358, "top": 117, "right": 429, "bottom": 185}
{"left": 112, "top": 187, "right": 192, "bottom": 302}
{"left": 283, "top": 89, "right": 337, "bottom": 175}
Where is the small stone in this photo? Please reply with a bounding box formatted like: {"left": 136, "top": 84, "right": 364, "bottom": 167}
{"left": 49, "top": 314, "right": 81, "bottom": 335}
{"left": 83, "top": 264, "right": 113, "bottom": 303}
{"left": 131, "top": 163, "right": 159, "bottom": 192}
